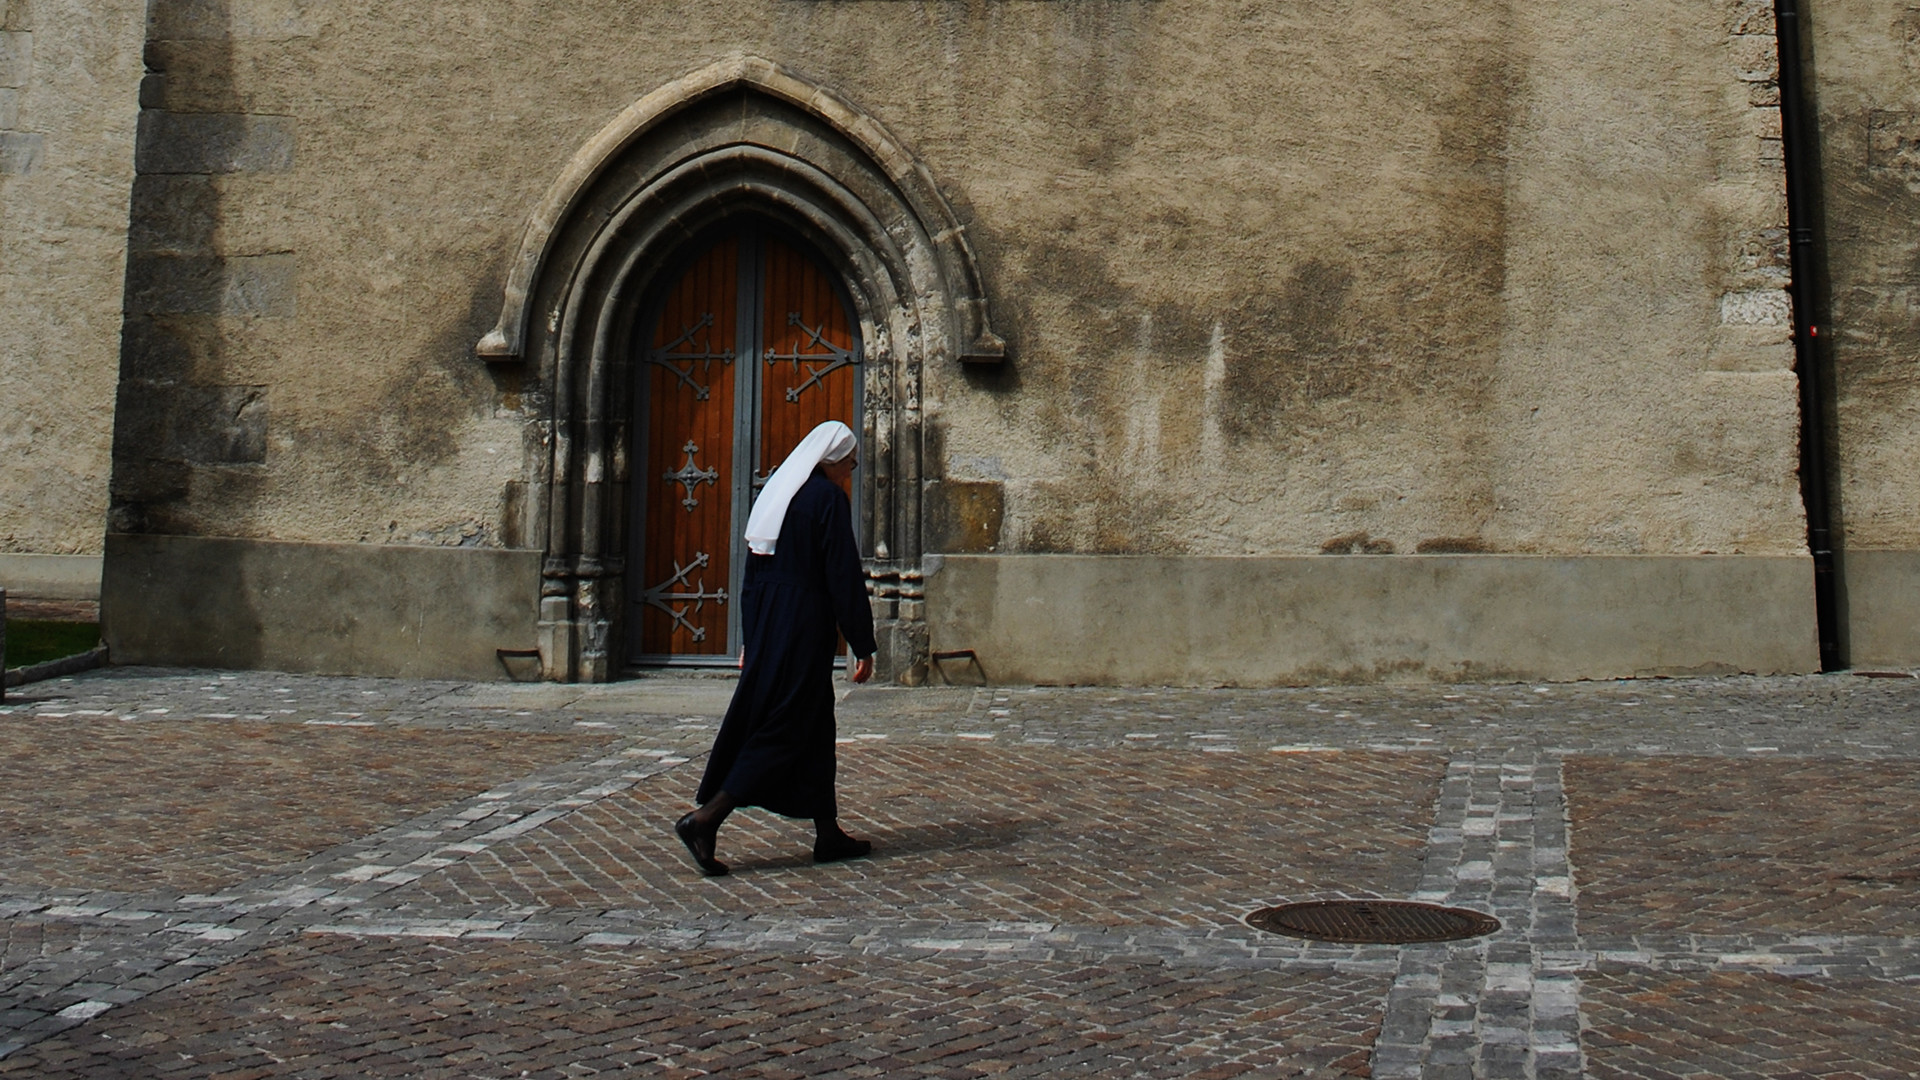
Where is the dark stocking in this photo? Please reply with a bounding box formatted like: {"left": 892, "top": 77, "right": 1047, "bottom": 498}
{"left": 694, "top": 792, "right": 737, "bottom": 831}
{"left": 675, "top": 791, "right": 736, "bottom": 877}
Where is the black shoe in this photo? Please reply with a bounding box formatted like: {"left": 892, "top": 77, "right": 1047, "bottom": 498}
{"left": 674, "top": 813, "right": 729, "bottom": 876}
{"left": 813, "top": 832, "right": 872, "bottom": 864}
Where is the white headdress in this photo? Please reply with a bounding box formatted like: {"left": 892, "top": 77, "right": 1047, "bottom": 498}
{"left": 743, "top": 420, "right": 857, "bottom": 555}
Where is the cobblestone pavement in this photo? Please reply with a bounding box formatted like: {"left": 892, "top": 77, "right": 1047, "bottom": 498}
{"left": 1568, "top": 756, "right": 1920, "bottom": 938}
{"left": 4, "top": 937, "right": 1387, "bottom": 1079}
{"left": 1580, "top": 970, "right": 1920, "bottom": 1078}
{"left": 0, "top": 667, "right": 1917, "bottom": 1076}
{"left": 401, "top": 747, "right": 1442, "bottom": 928}
{"left": 0, "top": 716, "right": 606, "bottom": 893}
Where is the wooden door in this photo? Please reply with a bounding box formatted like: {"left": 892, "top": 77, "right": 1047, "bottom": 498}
{"left": 757, "top": 237, "right": 861, "bottom": 496}
{"left": 632, "top": 232, "right": 859, "bottom": 663}
{"left": 636, "top": 238, "right": 740, "bottom": 657}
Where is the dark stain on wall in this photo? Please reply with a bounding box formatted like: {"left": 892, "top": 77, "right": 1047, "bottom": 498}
{"left": 499, "top": 480, "right": 531, "bottom": 549}
{"left": 1220, "top": 258, "right": 1359, "bottom": 441}
{"left": 1821, "top": 80, "right": 1920, "bottom": 545}
{"left": 1322, "top": 532, "right": 1396, "bottom": 555}
{"left": 318, "top": 262, "right": 504, "bottom": 486}
{"left": 1414, "top": 536, "right": 1495, "bottom": 554}
{"left": 925, "top": 479, "right": 1005, "bottom": 554}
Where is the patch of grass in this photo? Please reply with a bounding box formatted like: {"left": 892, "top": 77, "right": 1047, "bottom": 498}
{"left": 5, "top": 620, "right": 100, "bottom": 669}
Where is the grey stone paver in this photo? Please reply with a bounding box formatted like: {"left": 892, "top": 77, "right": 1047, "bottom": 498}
{"left": 1374, "top": 752, "right": 1586, "bottom": 1080}
{"left": 3, "top": 666, "right": 1919, "bottom": 1075}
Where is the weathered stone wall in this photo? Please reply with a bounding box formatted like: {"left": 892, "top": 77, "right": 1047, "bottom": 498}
{"left": 100, "top": 0, "right": 1834, "bottom": 680}
{"left": 0, "top": 0, "right": 146, "bottom": 568}
{"left": 942, "top": 0, "right": 1803, "bottom": 562}
{"left": 109, "top": 0, "right": 1805, "bottom": 559}
{"left": 1806, "top": 0, "right": 1920, "bottom": 665}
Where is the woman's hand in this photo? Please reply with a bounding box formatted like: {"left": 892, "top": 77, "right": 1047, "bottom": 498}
{"left": 850, "top": 656, "right": 874, "bottom": 684}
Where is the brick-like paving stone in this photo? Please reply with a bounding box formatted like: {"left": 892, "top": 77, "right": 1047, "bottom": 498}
{"left": 0, "top": 715, "right": 610, "bottom": 893}
{"left": 397, "top": 746, "right": 1442, "bottom": 928}
{"left": 0, "top": 935, "right": 1388, "bottom": 1078}
{"left": 6, "top": 666, "right": 1920, "bottom": 1075}
{"left": 1568, "top": 756, "right": 1920, "bottom": 937}
{"left": 1581, "top": 970, "right": 1920, "bottom": 1078}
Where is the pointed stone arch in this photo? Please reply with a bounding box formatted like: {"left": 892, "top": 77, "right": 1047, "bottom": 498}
{"left": 481, "top": 55, "right": 1003, "bottom": 681}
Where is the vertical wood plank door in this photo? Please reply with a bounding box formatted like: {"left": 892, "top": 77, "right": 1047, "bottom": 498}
{"left": 638, "top": 238, "right": 739, "bottom": 656}
{"left": 758, "top": 236, "right": 859, "bottom": 486}
{"left": 633, "top": 231, "right": 859, "bottom": 664}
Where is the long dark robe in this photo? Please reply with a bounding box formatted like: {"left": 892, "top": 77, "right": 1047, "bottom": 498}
{"left": 696, "top": 469, "right": 877, "bottom": 819}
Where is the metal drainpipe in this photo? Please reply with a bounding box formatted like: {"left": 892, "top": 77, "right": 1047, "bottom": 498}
{"left": 1774, "top": 0, "right": 1842, "bottom": 670}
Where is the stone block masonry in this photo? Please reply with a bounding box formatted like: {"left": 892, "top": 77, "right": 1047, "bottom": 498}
{"left": 0, "top": 28, "right": 27, "bottom": 86}
{"left": 133, "top": 110, "right": 293, "bottom": 174}
{"left": 124, "top": 253, "right": 295, "bottom": 318}
{"left": 0, "top": 29, "right": 33, "bottom": 175}
{"left": 5, "top": 0, "right": 1917, "bottom": 690}
{"left": 82, "top": 0, "right": 1840, "bottom": 686}
{"left": 111, "top": 14, "right": 301, "bottom": 534}
{"left": 1704, "top": 0, "right": 1796, "bottom": 377}
{"left": 110, "top": 383, "right": 267, "bottom": 464}
{"left": 0, "top": 129, "right": 35, "bottom": 174}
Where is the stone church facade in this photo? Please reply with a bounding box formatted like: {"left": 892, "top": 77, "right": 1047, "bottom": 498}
{"left": 2, "top": 0, "right": 1917, "bottom": 685}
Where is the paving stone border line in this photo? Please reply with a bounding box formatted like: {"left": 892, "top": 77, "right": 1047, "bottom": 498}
{"left": 1372, "top": 753, "right": 1583, "bottom": 1079}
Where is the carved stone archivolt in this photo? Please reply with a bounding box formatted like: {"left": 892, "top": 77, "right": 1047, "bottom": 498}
{"left": 483, "top": 55, "right": 1002, "bottom": 682}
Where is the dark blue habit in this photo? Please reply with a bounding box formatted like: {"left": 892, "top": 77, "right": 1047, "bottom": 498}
{"left": 697, "top": 469, "right": 877, "bottom": 819}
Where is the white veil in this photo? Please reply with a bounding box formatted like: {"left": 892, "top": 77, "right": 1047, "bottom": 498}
{"left": 743, "top": 420, "right": 857, "bottom": 555}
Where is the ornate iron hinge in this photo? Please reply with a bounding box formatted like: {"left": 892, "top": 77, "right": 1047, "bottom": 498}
{"left": 662, "top": 441, "right": 719, "bottom": 511}
{"left": 764, "top": 312, "right": 859, "bottom": 403}
{"left": 648, "top": 313, "right": 734, "bottom": 400}
{"left": 643, "top": 551, "right": 727, "bottom": 643}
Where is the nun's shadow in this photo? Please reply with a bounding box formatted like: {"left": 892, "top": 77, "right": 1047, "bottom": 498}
{"left": 724, "top": 816, "right": 1038, "bottom": 874}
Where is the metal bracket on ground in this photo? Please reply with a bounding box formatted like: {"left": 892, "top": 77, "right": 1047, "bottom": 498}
{"left": 929, "top": 649, "right": 986, "bottom": 686}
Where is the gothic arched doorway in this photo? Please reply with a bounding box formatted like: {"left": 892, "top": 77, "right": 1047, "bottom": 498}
{"left": 631, "top": 230, "right": 861, "bottom": 664}
{"left": 476, "top": 57, "right": 1005, "bottom": 682}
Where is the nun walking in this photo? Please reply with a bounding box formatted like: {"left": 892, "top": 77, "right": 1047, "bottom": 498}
{"left": 675, "top": 420, "right": 877, "bottom": 876}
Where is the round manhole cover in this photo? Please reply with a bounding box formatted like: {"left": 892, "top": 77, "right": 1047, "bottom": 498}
{"left": 1246, "top": 900, "right": 1500, "bottom": 944}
